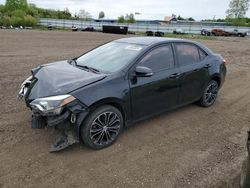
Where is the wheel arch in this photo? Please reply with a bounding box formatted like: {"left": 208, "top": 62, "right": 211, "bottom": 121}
{"left": 211, "top": 74, "right": 221, "bottom": 87}
{"left": 88, "top": 98, "right": 127, "bottom": 123}
{"left": 77, "top": 98, "right": 127, "bottom": 144}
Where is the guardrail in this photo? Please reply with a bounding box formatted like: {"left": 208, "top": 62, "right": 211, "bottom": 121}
{"left": 39, "top": 18, "right": 250, "bottom": 34}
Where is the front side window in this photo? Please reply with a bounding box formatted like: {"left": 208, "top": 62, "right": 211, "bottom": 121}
{"left": 175, "top": 43, "right": 200, "bottom": 66}
{"left": 76, "top": 42, "right": 144, "bottom": 73}
{"left": 139, "top": 45, "right": 174, "bottom": 72}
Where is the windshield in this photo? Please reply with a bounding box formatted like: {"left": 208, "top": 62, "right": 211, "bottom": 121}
{"left": 76, "top": 41, "right": 144, "bottom": 73}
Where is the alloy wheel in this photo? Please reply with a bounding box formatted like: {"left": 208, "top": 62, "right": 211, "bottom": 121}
{"left": 204, "top": 82, "right": 218, "bottom": 105}
{"left": 90, "top": 112, "right": 121, "bottom": 146}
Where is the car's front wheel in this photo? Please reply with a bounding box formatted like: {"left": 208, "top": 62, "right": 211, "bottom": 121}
{"left": 81, "top": 105, "right": 123, "bottom": 149}
{"left": 199, "top": 80, "right": 219, "bottom": 107}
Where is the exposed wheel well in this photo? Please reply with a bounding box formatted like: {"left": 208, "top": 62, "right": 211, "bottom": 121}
{"left": 107, "top": 102, "right": 126, "bottom": 121}
{"left": 212, "top": 76, "right": 221, "bottom": 87}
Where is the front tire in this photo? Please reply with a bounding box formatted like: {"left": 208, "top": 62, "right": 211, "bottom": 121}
{"left": 81, "top": 105, "right": 123, "bottom": 150}
{"left": 199, "top": 80, "right": 219, "bottom": 107}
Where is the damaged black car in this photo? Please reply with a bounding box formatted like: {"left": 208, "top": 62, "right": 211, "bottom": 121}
{"left": 18, "top": 37, "right": 226, "bottom": 152}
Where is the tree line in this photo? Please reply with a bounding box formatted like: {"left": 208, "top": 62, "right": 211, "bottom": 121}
{"left": 0, "top": 0, "right": 249, "bottom": 27}
{"left": 0, "top": 0, "right": 74, "bottom": 27}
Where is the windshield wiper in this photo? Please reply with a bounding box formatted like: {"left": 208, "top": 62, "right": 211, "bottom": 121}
{"left": 68, "top": 58, "right": 100, "bottom": 73}
{"left": 79, "top": 65, "right": 100, "bottom": 73}
{"left": 76, "top": 64, "right": 100, "bottom": 73}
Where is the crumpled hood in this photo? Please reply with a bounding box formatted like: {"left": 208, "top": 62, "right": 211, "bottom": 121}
{"left": 28, "top": 60, "right": 106, "bottom": 99}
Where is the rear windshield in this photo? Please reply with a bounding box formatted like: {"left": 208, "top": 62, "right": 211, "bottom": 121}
{"left": 76, "top": 42, "right": 144, "bottom": 73}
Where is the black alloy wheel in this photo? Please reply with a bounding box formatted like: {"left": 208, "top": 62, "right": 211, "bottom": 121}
{"left": 81, "top": 105, "right": 123, "bottom": 149}
{"left": 199, "top": 80, "right": 219, "bottom": 107}
{"left": 90, "top": 111, "right": 121, "bottom": 145}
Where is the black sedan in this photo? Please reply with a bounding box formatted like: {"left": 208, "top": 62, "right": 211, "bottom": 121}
{"left": 18, "top": 37, "right": 227, "bottom": 151}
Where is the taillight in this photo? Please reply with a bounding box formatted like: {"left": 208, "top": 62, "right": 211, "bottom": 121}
{"left": 222, "top": 59, "right": 227, "bottom": 65}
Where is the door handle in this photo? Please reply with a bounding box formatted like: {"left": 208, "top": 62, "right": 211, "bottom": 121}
{"left": 170, "top": 73, "right": 181, "bottom": 79}
{"left": 204, "top": 64, "right": 211, "bottom": 68}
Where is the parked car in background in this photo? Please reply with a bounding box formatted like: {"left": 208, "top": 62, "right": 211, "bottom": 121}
{"left": 18, "top": 37, "right": 227, "bottom": 152}
{"left": 81, "top": 27, "right": 95, "bottom": 32}
{"left": 71, "top": 25, "right": 78, "bottom": 32}
{"left": 47, "top": 24, "right": 53, "bottom": 30}
{"left": 145, "top": 31, "right": 154, "bottom": 36}
{"left": 211, "top": 29, "right": 230, "bottom": 36}
{"left": 154, "top": 31, "right": 165, "bottom": 37}
{"left": 229, "top": 29, "right": 247, "bottom": 37}
{"left": 201, "top": 29, "right": 211, "bottom": 36}
{"left": 173, "top": 28, "right": 185, "bottom": 35}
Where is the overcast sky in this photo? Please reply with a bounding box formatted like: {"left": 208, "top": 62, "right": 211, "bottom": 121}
{"left": 0, "top": 0, "right": 250, "bottom": 20}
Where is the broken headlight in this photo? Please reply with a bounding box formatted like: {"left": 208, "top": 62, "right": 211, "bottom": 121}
{"left": 30, "top": 95, "right": 76, "bottom": 116}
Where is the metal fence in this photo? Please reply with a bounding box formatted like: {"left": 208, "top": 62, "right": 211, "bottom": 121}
{"left": 39, "top": 18, "right": 250, "bottom": 34}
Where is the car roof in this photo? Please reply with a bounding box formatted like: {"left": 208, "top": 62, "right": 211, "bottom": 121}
{"left": 114, "top": 37, "right": 213, "bottom": 55}
{"left": 115, "top": 37, "right": 192, "bottom": 46}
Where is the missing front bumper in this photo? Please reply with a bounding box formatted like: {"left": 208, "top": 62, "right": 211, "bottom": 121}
{"left": 31, "top": 113, "right": 79, "bottom": 152}
{"left": 30, "top": 101, "right": 89, "bottom": 152}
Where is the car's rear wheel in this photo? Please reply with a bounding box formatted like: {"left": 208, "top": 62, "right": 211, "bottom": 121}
{"left": 81, "top": 105, "right": 123, "bottom": 149}
{"left": 199, "top": 80, "right": 219, "bottom": 107}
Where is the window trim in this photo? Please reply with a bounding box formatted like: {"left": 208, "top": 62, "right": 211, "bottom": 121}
{"left": 198, "top": 48, "right": 208, "bottom": 61}
{"left": 173, "top": 42, "right": 206, "bottom": 67}
{"left": 136, "top": 43, "right": 176, "bottom": 73}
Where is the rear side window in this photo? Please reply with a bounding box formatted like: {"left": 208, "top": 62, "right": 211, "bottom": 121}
{"left": 199, "top": 49, "right": 207, "bottom": 61}
{"left": 139, "top": 45, "right": 174, "bottom": 72}
{"left": 175, "top": 43, "right": 200, "bottom": 66}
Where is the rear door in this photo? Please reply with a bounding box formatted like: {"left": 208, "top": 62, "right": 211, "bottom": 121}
{"left": 174, "top": 43, "right": 211, "bottom": 105}
{"left": 129, "top": 44, "right": 182, "bottom": 121}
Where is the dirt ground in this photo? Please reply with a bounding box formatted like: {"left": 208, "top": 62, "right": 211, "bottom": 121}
{"left": 0, "top": 30, "right": 250, "bottom": 188}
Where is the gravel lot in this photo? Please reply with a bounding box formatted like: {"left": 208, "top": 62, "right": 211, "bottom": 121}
{"left": 0, "top": 30, "right": 250, "bottom": 188}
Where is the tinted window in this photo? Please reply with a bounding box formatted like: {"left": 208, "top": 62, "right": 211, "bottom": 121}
{"left": 199, "top": 49, "right": 207, "bottom": 61}
{"left": 175, "top": 43, "right": 200, "bottom": 66}
{"left": 140, "top": 45, "right": 174, "bottom": 72}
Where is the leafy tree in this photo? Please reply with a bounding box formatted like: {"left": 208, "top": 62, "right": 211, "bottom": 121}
{"left": 5, "top": 0, "right": 28, "bottom": 11}
{"left": 177, "top": 15, "right": 185, "bottom": 20}
{"left": 2, "top": 16, "right": 11, "bottom": 26}
{"left": 188, "top": 17, "right": 195, "bottom": 21}
{"left": 11, "top": 9, "right": 26, "bottom": 18}
{"left": 117, "top": 15, "right": 125, "bottom": 23}
{"left": 0, "top": 1, "right": 75, "bottom": 27}
{"left": 26, "top": 6, "right": 38, "bottom": 17}
{"left": 226, "top": 0, "right": 250, "bottom": 18}
{"left": 23, "top": 15, "right": 37, "bottom": 26}
{"left": 126, "top": 13, "right": 135, "bottom": 23}
{"left": 98, "top": 11, "right": 105, "bottom": 19}
{"left": 10, "top": 16, "right": 23, "bottom": 26}
{"left": 118, "top": 13, "right": 136, "bottom": 23}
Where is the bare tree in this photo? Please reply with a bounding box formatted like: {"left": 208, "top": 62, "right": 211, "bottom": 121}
{"left": 226, "top": 0, "right": 250, "bottom": 18}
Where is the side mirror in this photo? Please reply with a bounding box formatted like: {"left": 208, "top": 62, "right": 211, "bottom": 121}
{"left": 135, "top": 66, "right": 153, "bottom": 77}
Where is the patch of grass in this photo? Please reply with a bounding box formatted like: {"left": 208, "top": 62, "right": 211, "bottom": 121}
{"left": 33, "top": 25, "right": 71, "bottom": 32}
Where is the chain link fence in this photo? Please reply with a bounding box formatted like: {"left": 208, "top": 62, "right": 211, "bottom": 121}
{"left": 39, "top": 18, "right": 250, "bottom": 34}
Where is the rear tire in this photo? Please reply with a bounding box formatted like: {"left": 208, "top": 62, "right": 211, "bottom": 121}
{"left": 81, "top": 105, "right": 123, "bottom": 150}
{"left": 198, "top": 80, "right": 219, "bottom": 107}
